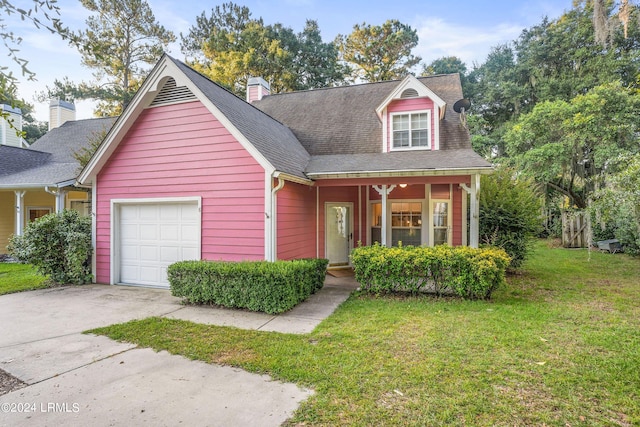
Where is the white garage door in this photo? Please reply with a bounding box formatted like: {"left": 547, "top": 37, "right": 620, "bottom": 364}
{"left": 118, "top": 201, "right": 200, "bottom": 288}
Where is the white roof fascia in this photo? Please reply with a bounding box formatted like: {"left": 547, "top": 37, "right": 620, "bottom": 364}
{"left": 273, "top": 171, "right": 314, "bottom": 186}
{"left": 375, "top": 75, "right": 447, "bottom": 119}
{"left": 306, "top": 167, "right": 494, "bottom": 180}
{"left": 78, "top": 55, "right": 277, "bottom": 185}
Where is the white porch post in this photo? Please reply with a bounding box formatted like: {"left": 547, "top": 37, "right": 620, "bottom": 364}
{"left": 55, "top": 190, "right": 66, "bottom": 213}
{"left": 372, "top": 184, "right": 397, "bottom": 247}
{"left": 381, "top": 184, "right": 388, "bottom": 246}
{"left": 470, "top": 174, "right": 480, "bottom": 248}
{"left": 14, "top": 190, "right": 25, "bottom": 235}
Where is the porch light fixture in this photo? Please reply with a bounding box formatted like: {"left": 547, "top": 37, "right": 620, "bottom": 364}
{"left": 399, "top": 183, "right": 408, "bottom": 188}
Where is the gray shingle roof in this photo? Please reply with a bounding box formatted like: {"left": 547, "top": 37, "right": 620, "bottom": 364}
{"left": 169, "top": 57, "right": 310, "bottom": 179}
{"left": 306, "top": 149, "right": 491, "bottom": 176}
{"left": 253, "top": 74, "right": 475, "bottom": 156}
{"left": 0, "top": 117, "right": 115, "bottom": 188}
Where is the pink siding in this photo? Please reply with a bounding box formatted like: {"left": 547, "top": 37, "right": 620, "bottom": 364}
{"left": 369, "top": 184, "right": 425, "bottom": 200}
{"left": 276, "top": 181, "right": 316, "bottom": 260}
{"left": 431, "top": 184, "right": 450, "bottom": 199}
{"left": 452, "top": 185, "right": 463, "bottom": 246}
{"left": 95, "top": 101, "right": 265, "bottom": 283}
{"left": 387, "top": 98, "right": 436, "bottom": 152}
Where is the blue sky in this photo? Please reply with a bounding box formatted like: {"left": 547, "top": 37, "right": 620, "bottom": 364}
{"left": 7, "top": 0, "right": 569, "bottom": 122}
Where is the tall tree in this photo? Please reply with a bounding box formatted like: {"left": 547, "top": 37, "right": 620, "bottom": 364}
{"left": 421, "top": 55, "right": 471, "bottom": 95}
{"left": 336, "top": 20, "right": 421, "bottom": 82}
{"left": 469, "top": 1, "right": 640, "bottom": 157}
{"left": 1, "top": 0, "right": 72, "bottom": 123}
{"left": 45, "top": 0, "right": 175, "bottom": 116}
{"left": 504, "top": 82, "right": 640, "bottom": 209}
{"left": 421, "top": 56, "right": 467, "bottom": 76}
{"left": 182, "top": 3, "right": 345, "bottom": 96}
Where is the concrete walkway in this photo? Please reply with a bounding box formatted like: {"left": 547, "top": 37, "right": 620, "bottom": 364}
{"left": 0, "top": 274, "right": 357, "bottom": 426}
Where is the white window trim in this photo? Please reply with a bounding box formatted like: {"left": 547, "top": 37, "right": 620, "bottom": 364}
{"left": 66, "top": 195, "right": 91, "bottom": 217}
{"left": 26, "top": 206, "right": 52, "bottom": 223}
{"left": 429, "top": 198, "right": 453, "bottom": 246}
{"left": 370, "top": 198, "right": 425, "bottom": 246}
{"left": 389, "top": 110, "right": 432, "bottom": 151}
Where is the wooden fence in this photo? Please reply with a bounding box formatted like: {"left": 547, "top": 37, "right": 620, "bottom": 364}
{"left": 562, "top": 211, "right": 589, "bottom": 248}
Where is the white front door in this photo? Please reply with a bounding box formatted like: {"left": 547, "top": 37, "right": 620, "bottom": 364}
{"left": 325, "top": 203, "right": 352, "bottom": 266}
{"left": 431, "top": 200, "right": 452, "bottom": 246}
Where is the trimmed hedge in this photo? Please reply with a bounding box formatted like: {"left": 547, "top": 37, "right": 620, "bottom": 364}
{"left": 350, "top": 244, "right": 510, "bottom": 299}
{"left": 168, "top": 258, "right": 328, "bottom": 314}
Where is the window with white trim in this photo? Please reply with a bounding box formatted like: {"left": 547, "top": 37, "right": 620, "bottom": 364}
{"left": 391, "top": 111, "right": 431, "bottom": 150}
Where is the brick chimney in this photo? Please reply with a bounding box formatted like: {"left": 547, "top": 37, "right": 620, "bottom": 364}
{"left": 49, "top": 99, "right": 76, "bottom": 130}
{"left": 246, "top": 77, "right": 270, "bottom": 103}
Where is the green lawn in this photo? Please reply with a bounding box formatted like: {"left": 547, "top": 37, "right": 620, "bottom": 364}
{"left": 89, "top": 241, "right": 640, "bottom": 426}
{"left": 0, "top": 263, "right": 48, "bottom": 295}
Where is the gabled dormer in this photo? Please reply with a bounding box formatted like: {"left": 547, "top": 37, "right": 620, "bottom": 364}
{"left": 376, "top": 75, "right": 447, "bottom": 152}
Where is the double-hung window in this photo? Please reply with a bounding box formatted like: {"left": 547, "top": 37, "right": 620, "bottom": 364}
{"left": 391, "top": 111, "right": 431, "bottom": 149}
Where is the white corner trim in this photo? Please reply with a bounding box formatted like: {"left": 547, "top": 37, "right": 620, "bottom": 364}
{"left": 91, "top": 178, "right": 97, "bottom": 283}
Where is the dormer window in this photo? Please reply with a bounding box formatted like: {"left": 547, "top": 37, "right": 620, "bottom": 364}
{"left": 391, "top": 110, "right": 431, "bottom": 150}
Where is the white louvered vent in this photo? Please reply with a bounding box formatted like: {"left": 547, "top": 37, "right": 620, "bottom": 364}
{"left": 400, "top": 88, "right": 419, "bottom": 98}
{"left": 148, "top": 78, "right": 196, "bottom": 107}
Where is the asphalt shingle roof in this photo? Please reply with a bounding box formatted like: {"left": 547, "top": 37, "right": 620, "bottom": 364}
{"left": 251, "top": 73, "right": 490, "bottom": 175}
{"left": 0, "top": 117, "right": 115, "bottom": 188}
{"left": 253, "top": 74, "right": 475, "bottom": 155}
{"left": 169, "top": 57, "right": 311, "bottom": 179}
{"left": 306, "top": 149, "right": 491, "bottom": 176}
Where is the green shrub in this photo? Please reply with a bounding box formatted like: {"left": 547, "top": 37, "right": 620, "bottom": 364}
{"left": 480, "top": 168, "right": 543, "bottom": 268}
{"left": 168, "top": 258, "right": 328, "bottom": 314}
{"left": 8, "top": 210, "right": 92, "bottom": 285}
{"left": 350, "top": 244, "right": 510, "bottom": 299}
{"left": 590, "top": 154, "right": 640, "bottom": 255}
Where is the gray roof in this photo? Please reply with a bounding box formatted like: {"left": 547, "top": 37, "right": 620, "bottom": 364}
{"left": 253, "top": 74, "right": 475, "bottom": 156}
{"left": 306, "top": 149, "right": 492, "bottom": 176}
{"left": 0, "top": 117, "right": 115, "bottom": 188}
{"left": 169, "top": 57, "right": 310, "bottom": 179}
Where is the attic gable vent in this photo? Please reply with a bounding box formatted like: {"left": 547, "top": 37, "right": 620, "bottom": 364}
{"left": 400, "top": 88, "right": 419, "bottom": 98}
{"left": 148, "top": 78, "right": 196, "bottom": 107}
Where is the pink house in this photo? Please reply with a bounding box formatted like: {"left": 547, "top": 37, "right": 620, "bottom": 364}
{"left": 77, "top": 55, "right": 492, "bottom": 288}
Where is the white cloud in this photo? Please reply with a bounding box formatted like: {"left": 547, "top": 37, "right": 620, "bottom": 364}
{"left": 413, "top": 17, "right": 522, "bottom": 68}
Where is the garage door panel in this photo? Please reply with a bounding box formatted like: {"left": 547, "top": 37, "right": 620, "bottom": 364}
{"left": 140, "top": 245, "right": 159, "bottom": 261}
{"left": 120, "top": 244, "right": 139, "bottom": 260}
{"left": 180, "top": 205, "right": 199, "bottom": 220}
{"left": 160, "top": 225, "right": 179, "bottom": 240}
{"left": 118, "top": 201, "right": 200, "bottom": 288}
{"left": 159, "top": 204, "right": 180, "bottom": 219}
{"left": 139, "top": 205, "right": 158, "bottom": 220}
{"left": 181, "top": 224, "right": 199, "bottom": 239}
{"left": 139, "top": 224, "right": 159, "bottom": 240}
{"left": 120, "top": 205, "right": 138, "bottom": 220}
{"left": 182, "top": 247, "right": 199, "bottom": 260}
{"left": 160, "top": 246, "right": 179, "bottom": 262}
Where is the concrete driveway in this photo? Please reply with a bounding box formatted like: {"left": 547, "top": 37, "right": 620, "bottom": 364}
{"left": 0, "top": 277, "right": 355, "bottom": 426}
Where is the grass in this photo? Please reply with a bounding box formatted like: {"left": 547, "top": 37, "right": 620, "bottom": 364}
{"left": 89, "top": 241, "right": 640, "bottom": 426}
{"left": 0, "top": 263, "right": 48, "bottom": 295}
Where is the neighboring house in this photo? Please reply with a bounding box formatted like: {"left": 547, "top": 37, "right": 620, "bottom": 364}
{"left": 77, "top": 54, "right": 492, "bottom": 288}
{"left": 0, "top": 102, "right": 115, "bottom": 252}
